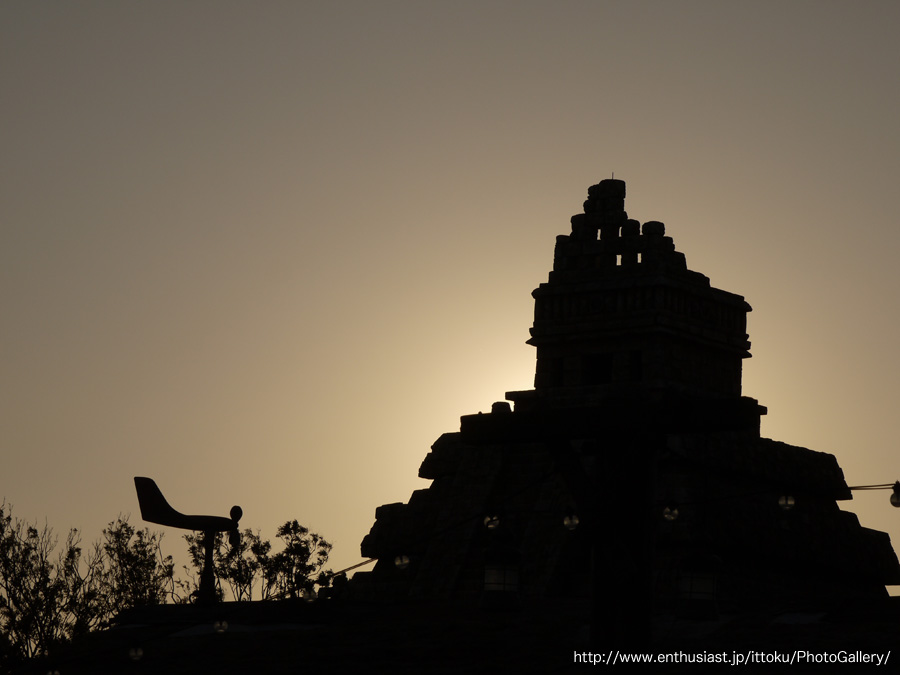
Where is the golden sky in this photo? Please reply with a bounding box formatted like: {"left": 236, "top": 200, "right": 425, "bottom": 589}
{"left": 3, "top": 1, "right": 899, "bottom": 583}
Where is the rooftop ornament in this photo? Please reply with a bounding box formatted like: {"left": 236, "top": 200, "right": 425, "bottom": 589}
{"left": 133, "top": 476, "right": 242, "bottom": 605}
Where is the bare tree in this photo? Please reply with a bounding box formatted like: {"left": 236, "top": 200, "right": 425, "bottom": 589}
{"left": 98, "top": 516, "right": 175, "bottom": 612}
{"left": 182, "top": 520, "right": 333, "bottom": 602}
{"left": 264, "top": 520, "right": 333, "bottom": 600}
{"left": 0, "top": 503, "right": 91, "bottom": 662}
{"left": 0, "top": 502, "right": 334, "bottom": 667}
{"left": 0, "top": 505, "right": 174, "bottom": 666}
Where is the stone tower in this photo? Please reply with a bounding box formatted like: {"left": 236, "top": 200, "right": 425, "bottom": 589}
{"left": 528, "top": 178, "right": 748, "bottom": 399}
{"left": 354, "top": 180, "right": 900, "bottom": 629}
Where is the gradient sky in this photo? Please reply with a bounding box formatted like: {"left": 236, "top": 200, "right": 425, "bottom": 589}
{"left": 3, "top": 1, "right": 900, "bottom": 585}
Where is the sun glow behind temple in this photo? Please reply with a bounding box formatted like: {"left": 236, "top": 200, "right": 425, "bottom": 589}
{"left": 2, "top": 1, "right": 899, "bottom": 583}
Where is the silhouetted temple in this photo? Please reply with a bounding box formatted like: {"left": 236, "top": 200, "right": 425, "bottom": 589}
{"left": 42, "top": 181, "right": 900, "bottom": 672}
{"left": 355, "top": 180, "right": 899, "bottom": 630}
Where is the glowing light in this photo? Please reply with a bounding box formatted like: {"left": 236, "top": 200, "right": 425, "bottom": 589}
{"left": 484, "top": 515, "right": 501, "bottom": 530}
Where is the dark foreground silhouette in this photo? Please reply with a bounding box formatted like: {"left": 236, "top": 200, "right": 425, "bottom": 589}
{"left": 27, "top": 180, "right": 900, "bottom": 673}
